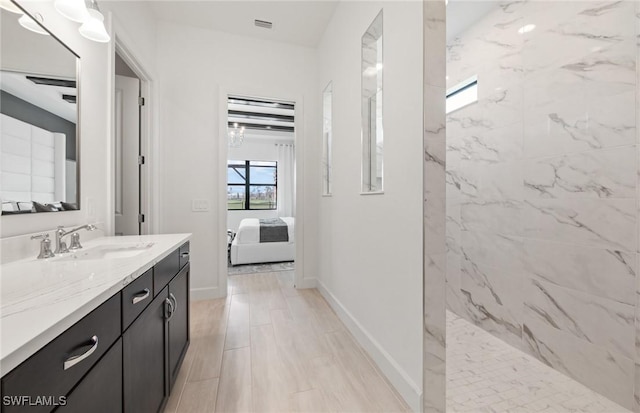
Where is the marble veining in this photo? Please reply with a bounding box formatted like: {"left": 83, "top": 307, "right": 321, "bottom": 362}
{"left": 446, "top": 0, "right": 638, "bottom": 410}
{"left": 0, "top": 233, "right": 191, "bottom": 375}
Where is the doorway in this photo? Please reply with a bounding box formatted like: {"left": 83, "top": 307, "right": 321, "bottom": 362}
{"left": 225, "top": 95, "right": 297, "bottom": 278}
{"left": 114, "top": 52, "right": 141, "bottom": 236}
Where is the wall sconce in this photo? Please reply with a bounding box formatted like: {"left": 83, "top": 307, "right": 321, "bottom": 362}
{"left": 55, "top": 0, "right": 110, "bottom": 43}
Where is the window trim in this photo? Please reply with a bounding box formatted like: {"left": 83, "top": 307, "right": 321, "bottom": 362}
{"left": 227, "top": 160, "right": 278, "bottom": 211}
{"left": 446, "top": 75, "right": 478, "bottom": 114}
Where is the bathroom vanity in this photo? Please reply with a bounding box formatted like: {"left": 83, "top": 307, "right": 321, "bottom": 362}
{"left": 0, "top": 234, "right": 191, "bottom": 413}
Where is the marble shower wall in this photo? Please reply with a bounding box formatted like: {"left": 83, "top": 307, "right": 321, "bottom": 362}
{"left": 445, "top": 1, "right": 639, "bottom": 410}
{"left": 424, "top": 0, "right": 447, "bottom": 411}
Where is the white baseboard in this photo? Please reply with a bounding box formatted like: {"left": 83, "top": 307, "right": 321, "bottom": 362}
{"left": 317, "top": 280, "right": 422, "bottom": 413}
{"left": 295, "top": 276, "right": 317, "bottom": 289}
{"left": 190, "top": 286, "right": 224, "bottom": 300}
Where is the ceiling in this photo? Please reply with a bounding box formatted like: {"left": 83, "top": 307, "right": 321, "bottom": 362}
{"left": 447, "top": 0, "right": 499, "bottom": 42}
{"left": 148, "top": 1, "right": 338, "bottom": 48}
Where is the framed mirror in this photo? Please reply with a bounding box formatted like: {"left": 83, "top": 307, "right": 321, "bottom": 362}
{"left": 1, "top": 3, "right": 80, "bottom": 215}
{"left": 361, "top": 10, "right": 383, "bottom": 193}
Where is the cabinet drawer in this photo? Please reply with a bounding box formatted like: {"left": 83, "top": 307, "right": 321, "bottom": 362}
{"left": 179, "top": 242, "right": 190, "bottom": 270}
{"left": 1, "top": 293, "right": 121, "bottom": 413}
{"left": 59, "top": 338, "right": 122, "bottom": 413}
{"left": 153, "top": 249, "right": 179, "bottom": 297}
{"left": 122, "top": 269, "right": 154, "bottom": 331}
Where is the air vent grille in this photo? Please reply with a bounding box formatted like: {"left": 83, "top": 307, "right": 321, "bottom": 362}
{"left": 254, "top": 19, "right": 273, "bottom": 29}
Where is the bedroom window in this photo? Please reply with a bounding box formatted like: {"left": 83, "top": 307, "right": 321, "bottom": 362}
{"left": 446, "top": 75, "right": 478, "bottom": 114}
{"left": 227, "top": 160, "right": 277, "bottom": 210}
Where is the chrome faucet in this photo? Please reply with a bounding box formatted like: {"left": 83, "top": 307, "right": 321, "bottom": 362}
{"left": 55, "top": 224, "right": 97, "bottom": 254}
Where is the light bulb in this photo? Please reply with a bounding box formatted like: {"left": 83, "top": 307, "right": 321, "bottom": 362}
{"left": 79, "top": 8, "right": 110, "bottom": 43}
{"left": 54, "top": 0, "right": 88, "bottom": 22}
{"left": 0, "top": 0, "right": 22, "bottom": 13}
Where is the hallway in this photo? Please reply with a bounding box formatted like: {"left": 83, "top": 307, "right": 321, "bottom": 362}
{"left": 164, "top": 271, "right": 409, "bottom": 412}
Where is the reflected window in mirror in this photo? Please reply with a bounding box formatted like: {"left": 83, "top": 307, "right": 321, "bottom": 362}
{"left": 322, "top": 82, "right": 333, "bottom": 196}
{"left": 0, "top": 4, "right": 80, "bottom": 215}
{"left": 361, "top": 10, "right": 383, "bottom": 193}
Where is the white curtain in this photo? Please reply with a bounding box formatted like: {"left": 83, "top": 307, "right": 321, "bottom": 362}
{"left": 276, "top": 143, "right": 295, "bottom": 217}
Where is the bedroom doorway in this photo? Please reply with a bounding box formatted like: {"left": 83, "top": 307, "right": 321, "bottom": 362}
{"left": 225, "top": 95, "right": 297, "bottom": 279}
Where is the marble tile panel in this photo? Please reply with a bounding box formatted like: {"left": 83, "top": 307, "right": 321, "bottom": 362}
{"left": 522, "top": 239, "right": 636, "bottom": 305}
{"left": 460, "top": 230, "right": 525, "bottom": 273}
{"left": 460, "top": 199, "right": 523, "bottom": 237}
{"left": 424, "top": 252, "right": 446, "bottom": 413}
{"left": 523, "top": 1, "right": 636, "bottom": 72}
{"left": 523, "top": 90, "right": 636, "bottom": 159}
{"left": 457, "top": 161, "right": 523, "bottom": 201}
{"left": 460, "top": 256, "right": 523, "bottom": 348}
{"left": 524, "top": 276, "right": 635, "bottom": 359}
{"left": 523, "top": 198, "right": 636, "bottom": 251}
{"left": 425, "top": 196, "right": 447, "bottom": 256}
{"left": 478, "top": 85, "right": 523, "bottom": 130}
{"left": 523, "top": 314, "right": 635, "bottom": 410}
{"left": 458, "top": 122, "right": 523, "bottom": 166}
{"left": 635, "top": 364, "right": 640, "bottom": 412}
{"left": 524, "top": 145, "right": 637, "bottom": 199}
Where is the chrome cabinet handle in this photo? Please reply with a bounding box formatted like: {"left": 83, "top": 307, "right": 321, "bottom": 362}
{"left": 165, "top": 297, "right": 174, "bottom": 321}
{"left": 169, "top": 293, "right": 178, "bottom": 313}
{"left": 63, "top": 335, "right": 98, "bottom": 370}
{"left": 132, "top": 288, "right": 150, "bottom": 305}
{"left": 181, "top": 252, "right": 190, "bottom": 258}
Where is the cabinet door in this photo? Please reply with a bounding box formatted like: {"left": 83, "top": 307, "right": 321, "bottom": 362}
{"left": 123, "top": 287, "right": 168, "bottom": 413}
{"left": 167, "top": 264, "right": 190, "bottom": 390}
{"left": 58, "top": 338, "right": 123, "bottom": 413}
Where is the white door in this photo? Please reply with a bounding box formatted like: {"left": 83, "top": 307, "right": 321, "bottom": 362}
{"left": 114, "top": 75, "right": 140, "bottom": 236}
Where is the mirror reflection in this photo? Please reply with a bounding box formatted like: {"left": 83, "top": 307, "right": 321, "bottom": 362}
{"left": 361, "top": 10, "right": 383, "bottom": 193}
{"left": 1, "top": 5, "right": 80, "bottom": 215}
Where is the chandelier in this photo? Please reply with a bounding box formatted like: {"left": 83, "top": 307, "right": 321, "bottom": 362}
{"left": 228, "top": 123, "right": 245, "bottom": 148}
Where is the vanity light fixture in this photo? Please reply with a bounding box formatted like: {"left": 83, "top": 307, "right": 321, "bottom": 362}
{"left": 18, "top": 13, "right": 50, "bottom": 36}
{"left": 78, "top": 0, "right": 110, "bottom": 43}
{"left": 0, "top": 0, "right": 21, "bottom": 13}
{"left": 54, "top": 0, "right": 88, "bottom": 22}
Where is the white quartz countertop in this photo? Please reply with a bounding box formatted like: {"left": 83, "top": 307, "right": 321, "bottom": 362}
{"left": 0, "top": 233, "right": 192, "bottom": 376}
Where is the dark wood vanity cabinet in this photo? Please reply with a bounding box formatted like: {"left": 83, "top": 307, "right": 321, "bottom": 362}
{"left": 123, "top": 287, "right": 169, "bottom": 413}
{"left": 167, "top": 264, "right": 190, "bottom": 390}
{"left": 0, "top": 242, "right": 190, "bottom": 413}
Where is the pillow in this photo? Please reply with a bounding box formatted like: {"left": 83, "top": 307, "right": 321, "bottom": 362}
{"left": 61, "top": 202, "right": 79, "bottom": 211}
{"left": 2, "top": 202, "right": 17, "bottom": 212}
{"left": 18, "top": 202, "right": 33, "bottom": 211}
{"left": 33, "top": 202, "right": 59, "bottom": 212}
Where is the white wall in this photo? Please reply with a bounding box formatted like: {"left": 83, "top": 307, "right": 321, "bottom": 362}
{"left": 316, "top": 2, "right": 424, "bottom": 410}
{"left": 227, "top": 139, "right": 282, "bottom": 232}
{"left": 156, "top": 21, "right": 319, "bottom": 299}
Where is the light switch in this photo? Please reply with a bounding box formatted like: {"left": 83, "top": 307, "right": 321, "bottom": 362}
{"left": 191, "top": 199, "right": 210, "bottom": 212}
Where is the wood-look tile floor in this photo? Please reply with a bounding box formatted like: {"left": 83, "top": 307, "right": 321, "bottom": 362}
{"left": 164, "top": 271, "right": 410, "bottom": 413}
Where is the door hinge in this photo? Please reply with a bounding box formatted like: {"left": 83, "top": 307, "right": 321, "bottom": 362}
{"left": 138, "top": 155, "right": 145, "bottom": 165}
{"left": 138, "top": 214, "right": 145, "bottom": 224}
{"left": 138, "top": 96, "right": 145, "bottom": 106}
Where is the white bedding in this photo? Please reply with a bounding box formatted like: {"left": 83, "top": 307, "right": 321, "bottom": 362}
{"left": 235, "top": 217, "right": 295, "bottom": 245}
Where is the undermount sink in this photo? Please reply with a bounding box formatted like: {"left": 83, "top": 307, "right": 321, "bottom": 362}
{"left": 55, "top": 242, "right": 155, "bottom": 261}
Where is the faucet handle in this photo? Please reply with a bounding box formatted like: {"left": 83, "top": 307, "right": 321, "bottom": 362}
{"left": 69, "top": 233, "right": 83, "bottom": 251}
{"left": 32, "top": 234, "right": 55, "bottom": 259}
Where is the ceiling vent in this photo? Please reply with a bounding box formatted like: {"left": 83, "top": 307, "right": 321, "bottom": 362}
{"left": 254, "top": 19, "right": 273, "bottom": 29}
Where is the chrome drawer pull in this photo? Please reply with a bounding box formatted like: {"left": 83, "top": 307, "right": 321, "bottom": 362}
{"left": 169, "top": 292, "right": 178, "bottom": 313}
{"left": 165, "top": 297, "right": 174, "bottom": 321}
{"left": 181, "top": 252, "right": 189, "bottom": 258}
{"left": 132, "top": 288, "right": 150, "bottom": 305}
{"left": 63, "top": 335, "right": 98, "bottom": 370}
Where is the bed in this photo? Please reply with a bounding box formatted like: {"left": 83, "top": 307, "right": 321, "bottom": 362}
{"left": 230, "top": 217, "right": 295, "bottom": 265}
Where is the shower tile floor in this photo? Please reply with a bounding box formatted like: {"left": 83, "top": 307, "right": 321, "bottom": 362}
{"left": 446, "top": 311, "right": 631, "bottom": 413}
